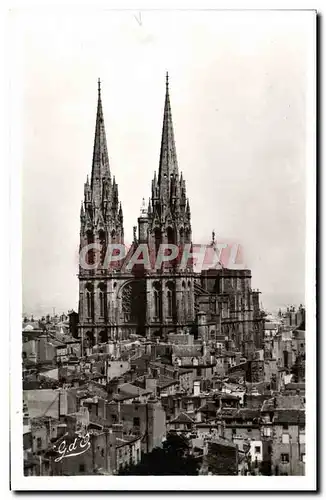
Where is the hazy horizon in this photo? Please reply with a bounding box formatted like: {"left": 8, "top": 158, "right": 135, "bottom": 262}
{"left": 13, "top": 10, "right": 312, "bottom": 318}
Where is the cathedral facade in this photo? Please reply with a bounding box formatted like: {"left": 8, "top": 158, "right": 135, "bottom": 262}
{"left": 78, "top": 76, "right": 264, "bottom": 356}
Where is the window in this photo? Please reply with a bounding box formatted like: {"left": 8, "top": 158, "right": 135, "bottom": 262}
{"left": 99, "top": 291, "right": 105, "bottom": 317}
{"left": 301, "top": 453, "right": 306, "bottom": 463}
{"left": 154, "top": 229, "right": 161, "bottom": 258}
{"left": 282, "top": 433, "right": 289, "bottom": 444}
{"left": 86, "top": 287, "right": 94, "bottom": 319}
{"left": 36, "top": 437, "right": 42, "bottom": 449}
{"left": 299, "top": 433, "right": 305, "bottom": 444}
{"left": 101, "top": 449, "right": 104, "bottom": 457}
{"left": 86, "top": 232, "right": 94, "bottom": 265}
{"left": 283, "top": 424, "right": 288, "bottom": 430}
{"left": 133, "top": 417, "right": 140, "bottom": 427}
{"left": 263, "top": 427, "right": 271, "bottom": 437}
{"left": 255, "top": 446, "right": 261, "bottom": 454}
{"left": 281, "top": 453, "right": 289, "bottom": 463}
{"left": 167, "top": 290, "right": 173, "bottom": 317}
{"left": 86, "top": 291, "right": 92, "bottom": 317}
{"left": 232, "top": 429, "right": 236, "bottom": 435}
{"left": 111, "top": 414, "right": 117, "bottom": 423}
{"left": 154, "top": 291, "right": 159, "bottom": 317}
{"left": 99, "top": 230, "right": 106, "bottom": 265}
{"left": 79, "top": 464, "right": 85, "bottom": 473}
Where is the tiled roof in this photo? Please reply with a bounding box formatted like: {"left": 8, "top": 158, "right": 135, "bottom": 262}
{"left": 157, "top": 377, "right": 179, "bottom": 389}
{"left": 219, "top": 408, "right": 259, "bottom": 420}
{"left": 116, "top": 383, "right": 152, "bottom": 399}
{"left": 285, "top": 382, "right": 305, "bottom": 390}
{"left": 178, "top": 368, "right": 193, "bottom": 374}
{"left": 209, "top": 437, "right": 237, "bottom": 449}
{"left": 274, "top": 410, "right": 305, "bottom": 425}
{"left": 213, "top": 391, "right": 240, "bottom": 401}
{"left": 198, "top": 401, "right": 217, "bottom": 413}
{"left": 170, "top": 412, "right": 195, "bottom": 424}
{"left": 173, "top": 345, "right": 202, "bottom": 357}
{"left": 116, "top": 434, "right": 141, "bottom": 448}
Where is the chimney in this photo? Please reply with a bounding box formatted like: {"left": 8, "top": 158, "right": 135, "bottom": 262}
{"left": 193, "top": 380, "right": 200, "bottom": 397}
{"left": 145, "top": 377, "right": 157, "bottom": 397}
{"left": 202, "top": 341, "right": 207, "bottom": 357}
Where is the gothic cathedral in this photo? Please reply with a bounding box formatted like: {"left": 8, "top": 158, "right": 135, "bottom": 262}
{"left": 78, "top": 75, "right": 265, "bottom": 356}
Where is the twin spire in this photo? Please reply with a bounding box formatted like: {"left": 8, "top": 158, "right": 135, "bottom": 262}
{"left": 87, "top": 74, "right": 189, "bottom": 222}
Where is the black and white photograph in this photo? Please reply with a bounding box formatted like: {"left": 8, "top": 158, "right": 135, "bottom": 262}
{"left": 9, "top": 6, "right": 316, "bottom": 491}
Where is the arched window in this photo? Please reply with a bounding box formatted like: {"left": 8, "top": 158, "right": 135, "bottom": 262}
{"left": 154, "top": 228, "right": 161, "bottom": 258}
{"left": 99, "top": 290, "right": 105, "bottom": 317}
{"left": 167, "top": 227, "right": 177, "bottom": 268}
{"left": 153, "top": 281, "right": 162, "bottom": 319}
{"left": 167, "top": 281, "right": 175, "bottom": 318}
{"left": 154, "top": 291, "right": 160, "bottom": 317}
{"left": 111, "top": 229, "right": 116, "bottom": 245}
{"left": 86, "top": 284, "right": 94, "bottom": 319}
{"left": 85, "top": 331, "right": 94, "bottom": 348}
{"left": 99, "top": 283, "right": 107, "bottom": 319}
{"left": 167, "top": 227, "right": 176, "bottom": 245}
{"left": 86, "top": 231, "right": 94, "bottom": 265}
{"left": 182, "top": 281, "right": 187, "bottom": 319}
{"left": 167, "top": 290, "right": 173, "bottom": 317}
{"left": 187, "top": 282, "right": 192, "bottom": 317}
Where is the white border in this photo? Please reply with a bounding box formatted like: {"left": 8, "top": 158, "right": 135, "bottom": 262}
{"left": 8, "top": 3, "right": 317, "bottom": 492}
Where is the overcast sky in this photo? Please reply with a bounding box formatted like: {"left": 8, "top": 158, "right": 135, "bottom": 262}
{"left": 13, "top": 9, "right": 314, "bottom": 316}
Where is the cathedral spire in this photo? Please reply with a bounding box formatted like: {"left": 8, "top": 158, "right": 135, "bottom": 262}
{"left": 158, "top": 72, "right": 178, "bottom": 198}
{"left": 91, "top": 79, "right": 110, "bottom": 207}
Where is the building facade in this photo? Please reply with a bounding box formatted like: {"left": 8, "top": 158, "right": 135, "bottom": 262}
{"left": 78, "top": 76, "right": 264, "bottom": 355}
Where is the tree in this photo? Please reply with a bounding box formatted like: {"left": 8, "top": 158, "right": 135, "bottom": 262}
{"left": 118, "top": 432, "right": 199, "bottom": 476}
{"left": 291, "top": 354, "right": 305, "bottom": 382}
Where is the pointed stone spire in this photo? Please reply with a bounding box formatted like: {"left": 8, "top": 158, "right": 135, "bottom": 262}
{"left": 158, "top": 72, "right": 178, "bottom": 200}
{"left": 91, "top": 79, "right": 110, "bottom": 207}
